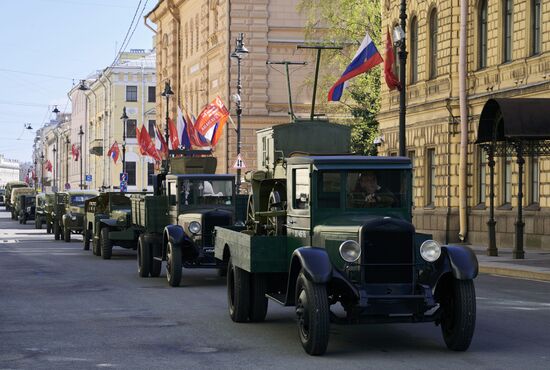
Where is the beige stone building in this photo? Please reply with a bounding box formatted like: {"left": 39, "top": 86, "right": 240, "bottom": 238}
{"left": 378, "top": 0, "right": 550, "bottom": 249}
{"left": 145, "top": 0, "right": 319, "bottom": 182}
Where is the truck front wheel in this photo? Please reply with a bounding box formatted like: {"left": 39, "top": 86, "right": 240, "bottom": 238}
{"left": 439, "top": 278, "right": 476, "bottom": 351}
{"left": 53, "top": 222, "right": 60, "bottom": 240}
{"left": 227, "top": 257, "right": 250, "bottom": 322}
{"left": 166, "top": 241, "right": 182, "bottom": 287}
{"left": 138, "top": 235, "right": 151, "bottom": 278}
{"left": 100, "top": 228, "right": 112, "bottom": 260}
{"left": 64, "top": 227, "right": 71, "bottom": 242}
{"left": 83, "top": 229, "right": 91, "bottom": 251}
{"left": 249, "top": 274, "right": 268, "bottom": 322}
{"left": 295, "top": 271, "right": 330, "bottom": 356}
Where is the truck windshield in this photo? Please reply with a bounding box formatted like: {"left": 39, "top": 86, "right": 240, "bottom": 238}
{"left": 180, "top": 179, "right": 233, "bottom": 206}
{"left": 317, "top": 170, "right": 410, "bottom": 209}
{"left": 70, "top": 195, "right": 96, "bottom": 206}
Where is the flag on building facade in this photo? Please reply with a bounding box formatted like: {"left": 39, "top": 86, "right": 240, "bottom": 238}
{"left": 107, "top": 141, "right": 120, "bottom": 164}
{"left": 328, "top": 31, "right": 383, "bottom": 101}
{"left": 154, "top": 123, "right": 168, "bottom": 158}
{"left": 167, "top": 118, "right": 180, "bottom": 150}
{"left": 194, "top": 97, "right": 230, "bottom": 146}
{"left": 138, "top": 125, "right": 162, "bottom": 161}
{"left": 45, "top": 160, "right": 52, "bottom": 172}
{"left": 136, "top": 126, "right": 147, "bottom": 155}
{"left": 384, "top": 28, "right": 402, "bottom": 91}
{"left": 177, "top": 107, "right": 192, "bottom": 149}
{"left": 185, "top": 110, "right": 211, "bottom": 148}
{"left": 71, "top": 144, "right": 80, "bottom": 161}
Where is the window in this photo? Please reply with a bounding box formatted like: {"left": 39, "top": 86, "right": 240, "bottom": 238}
{"left": 410, "top": 17, "right": 418, "bottom": 84}
{"left": 532, "top": 0, "right": 541, "bottom": 55}
{"left": 529, "top": 157, "right": 539, "bottom": 204}
{"left": 317, "top": 172, "right": 341, "bottom": 208}
{"left": 126, "top": 119, "right": 137, "bottom": 138}
{"left": 503, "top": 155, "right": 512, "bottom": 204}
{"left": 148, "top": 120, "right": 156, "bottom": 138}
{"left": 261, "top": 136, "right": 267, "bottom": 168}
{"left": 478, "top": 147, "right": 487, "bottom": 204}
{"left": 148, "top": 86, "right": 156, "bottom": 102}
{"left": 147, "top": 163, "right": 154, "bottom": 186}
{"left": 126, "top": 85, "right": 137, "bottom": 102}
{"left": 126, "top": 162, "right": 136, "bottom": 186}
{"left": 479, "top": 0, "right": 488, "bottom": 68}
{"left": 503, "top": 0, "right": 513, "bottom": 62}
{"left": 427, "top": 148, "right": 436, "bottom": 206}
{"left": 429, "top": 9, "right": 438, "bottom": 79}
{"left": 293, "top": 168, "right": 310, "bottom": 210}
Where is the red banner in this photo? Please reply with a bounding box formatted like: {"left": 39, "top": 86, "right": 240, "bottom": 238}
{"left": 194, "top": 97, "right": 230, "bottom": 137}
{"left": 168, "top": 118, "right": 180, "bottom": 150}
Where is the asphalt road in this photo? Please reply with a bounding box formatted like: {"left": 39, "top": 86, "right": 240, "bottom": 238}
{"left": 1, "top": 210, "right": 549, "bottom": 370}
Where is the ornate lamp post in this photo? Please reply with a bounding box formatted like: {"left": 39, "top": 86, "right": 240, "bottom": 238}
{"left": 230, "top": 33, "right": 249, "bottom": 193}
{"left": 52, "top": 144, "right": 57, "bottom": 191}
{"left": 161, "top": 81, "right": 174, "bottom": 174}
{"left": 40, "top": 152, "right": 45, "bottom": 192}
{"left": 78, "top": 125, "right": 84, "bottom": 189}
{"left": 393, "top": 4, "right": 408, "bottom": 157}
{"left": 65, "top": 136, "right": 70, "bottom": 190}
{"left": 33, "top": 157, "right": 38, "bottom": 191}
{"left": 120, "top": 107, "right": 128, "bottom": 174}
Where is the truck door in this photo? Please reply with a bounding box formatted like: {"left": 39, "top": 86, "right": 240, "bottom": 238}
{"left": 286, "top": 166, "right": 312, "bottom": 247}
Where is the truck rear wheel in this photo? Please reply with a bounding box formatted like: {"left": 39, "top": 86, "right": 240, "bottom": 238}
{"left": 151, "top": 244, "right": 162, "bottom": 277}
{"left": 249, "top": 273, "right": 268, "bottom": 322}
{"left": 295, "top": 271, "right": 330, "bottom": 356}
{"left": 53, "top": 222, "right": 60, "bottom": 240}
{"left": 138, "top": 235, "right": 151, "bottom": 278}
{"left": 35, "top": 216, "right": 42, "bottom": 229}
{"left": 227, "top": 257, "right": 250, "bottom": 322}
{"left": 46, "top": 221, "right": 52, "bottom": 234}
{"left": 166, "top": 241, "right": 182, "bottom": 287}
{"left": 100, "top": 227, "right": 112, "bottom": 260}
{"left": 83, "top": 230, "right": 91, "bottom": 251}
{"left": 92, "top": 237, "right": 100, "bottom": 256}
{"left": 64, "top": 227, "right": 71, "bottom": 242}
{"left": 440, "top": 279, "right": 476, "bottom": 351}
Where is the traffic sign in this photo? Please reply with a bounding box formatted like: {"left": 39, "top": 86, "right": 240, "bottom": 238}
{"left": 232, "top": 154, "right": 246, "bottom": 169}
{"left": 120, "top": 181, "right": 127, "bottom": 193}
{"left": 64, "top": 183, "right": 71, "bottom": 190}
{"left": 85, "top": 174, "right": 92, "bottom": 182}
{"left": 120, "top": 172, "right": 128, "bottom": 182}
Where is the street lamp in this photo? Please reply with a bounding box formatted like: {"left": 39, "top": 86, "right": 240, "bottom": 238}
{"left": 230, "top": 32, "right": 249, "bottom": 193}
{"left": 120, "top": 107, "right": 128, "bottom": 174}
{"left": 65, "top": 136, "right": 70, "bottom": 190}
{"left": 40, "top": 152, "right": 45, "bottom": 192}
{"left": 161, "top": 81, "right": 174, "bottom": 174}
{"left": 33, "top": 157, "right": 38, "bottom": 191}
{"left": 52, "top": 144, "right": 57, "bottom": 192}
{"left": 393, "top": 3, "right": 408, "bottom": 157}
{"left": 78, "top": 125, "right": 84, "bottom": 189}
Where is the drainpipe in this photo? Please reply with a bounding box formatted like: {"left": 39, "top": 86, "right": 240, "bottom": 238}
{"left": 458, "top": 0, "right": 468, "bottom": 242}
{"left": 226, "top": 0, "right": 231, "bottom": 174}
{"left": 167, "top": 0, "right": 181, "bottom": 107}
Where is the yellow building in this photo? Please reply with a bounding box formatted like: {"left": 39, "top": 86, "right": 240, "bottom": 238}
{"left": 378, "top": 0, "right": 549, "bottom": 249}
{"left": 145, "top": 0, "right": 319, "bottom": 182}
{"left": 70, "top": 50, "right": 157, "bottom": 191}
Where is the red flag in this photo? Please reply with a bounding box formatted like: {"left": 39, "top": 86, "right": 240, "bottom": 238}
{"left": 107, "top": 141, "right": 120, "bottom": 164}
{"left": 136, "top": 126, "right": 147, "bottom": 155}
{"left": 45, "top": 160, "right": 53, "bottom": 172}
{"left": 154, "top": 124, "right": 168, "bottom": 158}
{"left": 384, "top": 28, "right": 402, "bottom": 91}
{"left": 71, "top": 144, "right": 80, "bottom": 161}
{"left": 168, "top": 118, "right": 180, "bottom": 150}
{"left": 194, "top": 97, "right": 230, "bottom": 137}
{"left": 185, "top": 110, "right": 209, "bottom": 148}
{"left": 139, "top": 125, "right": 162, "bottom": 161}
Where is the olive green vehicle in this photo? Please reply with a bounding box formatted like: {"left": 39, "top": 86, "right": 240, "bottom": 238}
{"left": 214, "top": 121, "right": 479, "bottom": 355}
{"left": 83, "top": 192, "right": 146, "bottom": 259}
{"left": 4, "top": 181, "right": 28, "bottom": 212}
{"left": 16, "top": 194, "right": 36, "bottom": 224}
{"left": 60, "top": 190, "right": 99, "bottom": 242}
{"left": 10, "top": 187, "right": 35, "bottom": 220}
{"left": 35, "top": 193, "right": 55, "bottom": 231}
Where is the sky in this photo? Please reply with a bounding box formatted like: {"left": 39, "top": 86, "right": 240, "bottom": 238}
{"left": 0, "top": 0, "right": 157, "bottom": 163}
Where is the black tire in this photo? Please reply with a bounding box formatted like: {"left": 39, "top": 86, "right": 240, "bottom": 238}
{"left": 64, "top": 226, "right": 71, "bottom": 242}
{"left": 100, "top": 227, "right": 112, "bottom": 260}
{"left": 11, "top": 211, "right": 16, "bottom": 220}
{"left": 18, "top": 216, "right": 23, "bottom": 224}
{"left": 295, "top": 271, "right": 330, "bottom": 356}
{"left": 46, "top": 222, "right": 52, "bottom": 234}
{"left": 35, "top": 216, "right": 42, "bottom": 229}
{"left": 165, "top": 241, "right": 182, "bottom": 287}
{"left": 217, "top": 266, "right": 227, "bottom": 278}
{"left": 83, "top": 230, "right": 90, "bottom": 251}
{"left": 22, "top": 215, "right": 27, "bottom": 225}
{"left": 249, "top": 273, "right": 268, "bottom": 322}
{"left": 227, "top": 256, "right": 250, "bottom": 322}
{"left": 92, "top": 237, "right": 100, "bottom": 256}
{"left": 138, "top": 235, "right": 151, "bottom": 278}
{"left": 440, "top": 279, "right": 476, "bottom": 351}
{"left": 53, "top": 222, "right": 60, "bottom": 240}
{"left": 151, "top": 244, "right": 162, "bottom": 277}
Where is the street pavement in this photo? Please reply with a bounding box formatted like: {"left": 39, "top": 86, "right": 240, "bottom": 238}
{"left": 1, "top": 210, "right": 550, "bottom": 369}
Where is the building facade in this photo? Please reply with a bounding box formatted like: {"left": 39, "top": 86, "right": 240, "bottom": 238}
{"left": 146, "top": 0, "right": 319, "bottom": 183}
{"left": 0, "top": 155, "right": 20, "bottom": 187}
{"left": 378, "top": 0, "right": 550, "bottom": 249}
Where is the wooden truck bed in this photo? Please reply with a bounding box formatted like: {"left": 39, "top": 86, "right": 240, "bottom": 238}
{"left": 131, "top": 195, "right": 169, "bottom": 234}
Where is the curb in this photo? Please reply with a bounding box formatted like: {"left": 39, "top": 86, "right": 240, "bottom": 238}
{"left": 479, "top": 265, "right": 550, "bottom": 282}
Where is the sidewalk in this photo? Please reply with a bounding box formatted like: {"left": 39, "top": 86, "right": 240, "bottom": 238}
{"left": 469, "top": 245, "right": 550, "bottom": 281}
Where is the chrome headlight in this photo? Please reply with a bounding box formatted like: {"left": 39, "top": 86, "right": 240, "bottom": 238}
{"left": 420, "top": 240, "right": 442, "bottom": 262}
{"left": 339, "top": 240, "right": 361, "bottom": 263}
{"left": 189, "top": 221, "right": 202, "bottom": 234}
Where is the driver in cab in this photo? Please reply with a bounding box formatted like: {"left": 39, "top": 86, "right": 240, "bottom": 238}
{"left": 354, "top": 171, "right": 396, "bottom": 208}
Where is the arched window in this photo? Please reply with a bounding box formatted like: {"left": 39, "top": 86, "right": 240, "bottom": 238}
{"left": 532, "top": 0, "right": 541, "bottom": 55}
{"left": 429, "top": 9, "right": 438, "bottom": 79}
{"left": 410, "top": 16, "right": 418, "bottom": 84}
{"left": 503, "top": 0, "right": 513, "bottom": 62}
{"left": 479, "top": 0, "right": 488, "bottom": 68}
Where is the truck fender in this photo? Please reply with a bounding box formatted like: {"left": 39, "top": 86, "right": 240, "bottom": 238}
{"left": 441, "top": 245, "right": 479, "bottom": 280}
{"left": 284, "top": 247, "right": 332, "bottom": 306}
{"left": 163, "top": 225, "right": 195, "bottom": 259}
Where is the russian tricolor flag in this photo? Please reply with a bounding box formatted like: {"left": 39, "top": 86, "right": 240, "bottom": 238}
{"left": 328, "top": 31, "right": 383, "bottom": 101}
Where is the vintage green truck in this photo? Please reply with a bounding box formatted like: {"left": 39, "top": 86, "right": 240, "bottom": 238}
{"left": 16, "top": 194, "right": 36, "bottom": 224}
{"left": 133, "top": 156, "right": 244, "bottom": 286}
{"left": 34, "top": 193, "right": 55, "bottom": 231}
{"left": 60, "top": 190, "right": 99, "bottom": 242}
{"left": 214, "top": 121, "right": 478, "bottom": 355}
{"left": 10, "top": 187, "right": 35, "bottom": 220}
{"left": 4, "top": 181, "right": 28, "bottom": 212}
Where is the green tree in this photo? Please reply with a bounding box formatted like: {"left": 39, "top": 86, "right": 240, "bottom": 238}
{"left": 297, "top": 0, "right": 382, "bottom": 155}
